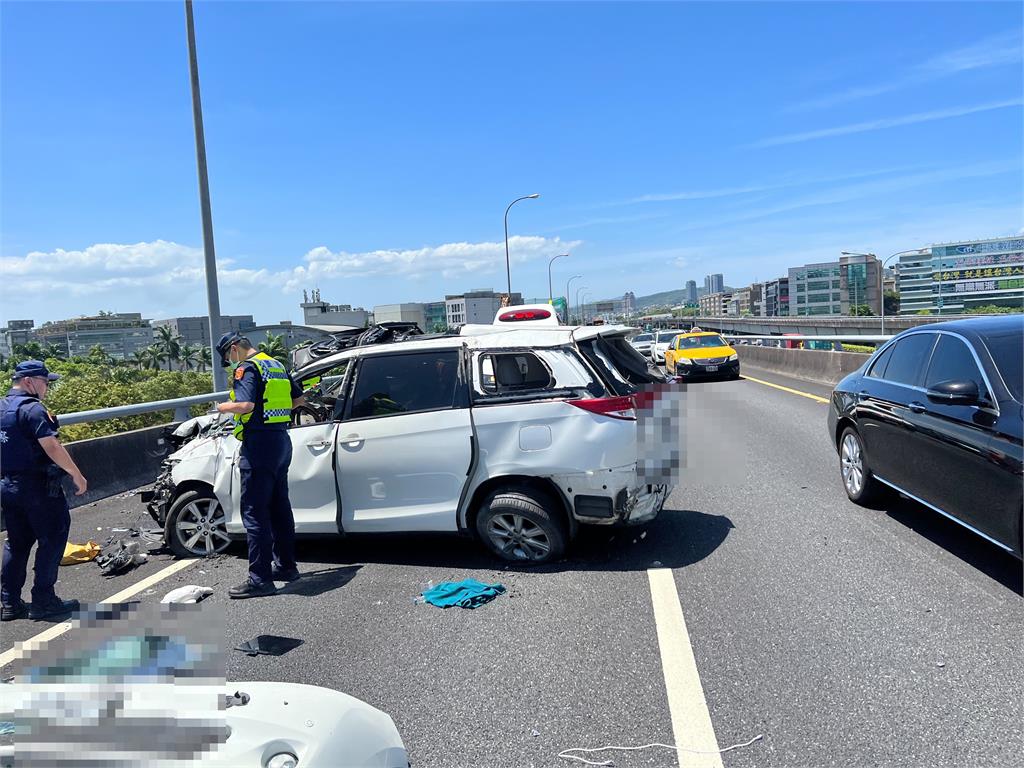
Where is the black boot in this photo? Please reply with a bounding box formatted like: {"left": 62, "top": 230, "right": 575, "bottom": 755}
{"left": 229, "top": 580, "right": 277, "bottom": 599}
{"left": 1, "top": 601, "right": 29, "bottom": 622}
{"left": 29, "top": 598, "right": 80, "bottom": 620}
{"left": 271, "top": 565, "right": 300, "bottom": 582}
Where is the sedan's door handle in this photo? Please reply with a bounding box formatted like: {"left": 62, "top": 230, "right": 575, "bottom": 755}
{"left": 908, "top": 402, "right": 926, "bottom": 414}
{"left": 341, "top": 433, "right": 363, "bottom": 446}
{"left": 306, "top": 440, "right": 332, "bottom": 449}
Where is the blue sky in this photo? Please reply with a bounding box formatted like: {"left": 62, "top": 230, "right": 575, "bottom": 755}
{"left": 2, "top": 1, "right": 1021, "bottom": 325}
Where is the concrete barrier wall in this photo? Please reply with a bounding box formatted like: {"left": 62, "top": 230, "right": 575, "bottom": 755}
{"left": 737, "top": 346, "right": 870, "bottom": 387}
{"left": 64, "top": 424, "right": 176, "bottom": 509}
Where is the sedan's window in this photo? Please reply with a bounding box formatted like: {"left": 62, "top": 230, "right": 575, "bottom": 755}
{"left": 293, "top": 361, "right": 349, "bottom": 425}
{"left": 633, "top": 334, "right": 653, "bottom": 342}
{"left": 985, "top": 331, "right": 1023, "bottom": 402}
{"left": 925, "top": 336, "right": 987, "bottom": 396}
{"left": 882, "top": 334, "right": 936, "bottom": 387}
{"left": 480, "top": 352, "right": 553, "bottom": 394}
{"left": 866, "top": 344, "right": 895, "bottom": 379}
{"left": 349, "top": 351, "right": 461, "bottom": 419}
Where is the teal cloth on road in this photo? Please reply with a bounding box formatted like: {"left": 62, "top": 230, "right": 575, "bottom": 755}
{"left": 420, "top": 579, "right": 506, "bottom": 609}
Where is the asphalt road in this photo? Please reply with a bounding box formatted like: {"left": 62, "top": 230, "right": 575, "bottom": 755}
{"left": 2, "top": 365, "right": 1021, "bottom": 767}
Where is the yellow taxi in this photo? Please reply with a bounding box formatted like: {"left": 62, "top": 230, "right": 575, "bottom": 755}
{"left": 663, "top": 331, "right": 740, "bottom": 379}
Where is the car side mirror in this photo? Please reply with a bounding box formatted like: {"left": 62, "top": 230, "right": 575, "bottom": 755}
{"left": 926, "top": 379, "right": 981, "bottom": 405}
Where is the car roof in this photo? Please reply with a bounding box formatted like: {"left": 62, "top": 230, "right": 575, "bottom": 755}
{"left": 679, "top": 331, "right": 721, "bottom": 337}
{"left": 901, "top": 314, "right": 1023, "bottom": 340}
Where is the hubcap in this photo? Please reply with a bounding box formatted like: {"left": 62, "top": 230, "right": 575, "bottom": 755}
{"left": 175, "top": 499, "right": 230, "bottom": 556}
{"left": 486, "top": 514, "right": 551, "bottom": 561}
{"left": 841, "top": 434, "right": 864, "bottom": 496}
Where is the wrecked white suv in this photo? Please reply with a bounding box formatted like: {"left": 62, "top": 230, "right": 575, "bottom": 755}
{"left": 143, "top": 324, "right": 672, "bottom": 565}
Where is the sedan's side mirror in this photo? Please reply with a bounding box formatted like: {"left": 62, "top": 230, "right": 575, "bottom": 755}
{"left": 926, "top": 379, "right": 981, "bottom": 405}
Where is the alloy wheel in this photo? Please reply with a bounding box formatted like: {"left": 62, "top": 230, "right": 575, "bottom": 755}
{"left": 486, "top": 513, "right": 552, "bottom": 561}
{"left": 841, "top": 433, "right": 864, "bottom": 497}
{"left": 175, "top": 498, "right": 231, "bottom": 556}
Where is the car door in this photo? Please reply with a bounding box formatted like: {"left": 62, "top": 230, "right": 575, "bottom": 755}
{"left": 855, "top": 332, "right": 937, "bottom": 490}
{"left": 336, "top": 348, "right": 473, "bottom": 533}
{"left": 903, "top": 333, "right": 1006, "bottom": 542}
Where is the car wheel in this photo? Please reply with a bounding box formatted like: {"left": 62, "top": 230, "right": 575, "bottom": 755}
{"left": 165, "top": 489, "right": 232, "bottom": 558}
{"left": 476, "top": 489, "right": 566, "bottom": 564}
{"left": 839, "top": 427, "right": 886, "bottom": 505}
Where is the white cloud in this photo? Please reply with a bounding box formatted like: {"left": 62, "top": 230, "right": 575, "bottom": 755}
{"left": 747, "top": 99, "right": 1023, "bottom": 148}
{"left": 790, "top": 31, "right": 1023, "bottom": 111}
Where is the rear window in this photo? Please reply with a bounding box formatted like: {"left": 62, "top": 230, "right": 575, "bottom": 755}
{"left": 985, "top": 330, "right": 1023, "bottom": 402}
{"left": 479, "top": 352, "right": 553, "bottom": 394}
{"left": 633, "top": 334, "right": 653, "bottom": 342}
{"left": 656, "top": 331, "right": 681, "bottom": 343}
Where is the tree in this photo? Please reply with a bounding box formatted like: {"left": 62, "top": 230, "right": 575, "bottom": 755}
{"left": 883, "top": 290, "right": 900, "bottom": 315}
{"left": 130, "top": 350, "right": 149, "bottom": 370}
{"left": 196, "top": 345, "right": 212, "bottom": 372}
{"left": 87, "top": 344, "right": 111, "bottom": 365}
{"left": 42, "top": 343, "right": 65, "bottom": 360}
{"left": 179, "top": 344, "right": 203, "bottom": 371}
{"left": 258, "top": 332, "right": 288, "bottom": 363}
{"left": 154, "top": 325, "right": 183, "bottom": 372}
{"left": 964, "top": 304, "right": 1020, "bottom": 315}
{"left": 916, "top": 309, "right": 932, "bottom": 316}
{"left": 430, "top": 322, "right": 449, "bottom": 334}
{"left": 850, "top": 304, "right": 875, "bottom": 317}
{"left": 13, "top": 341, "right": 44, "bottom": 359}
{"left": 142, "top": 345, "right": 168, "bottom": 370}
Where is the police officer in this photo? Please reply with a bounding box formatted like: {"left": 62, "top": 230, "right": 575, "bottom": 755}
{"left": 215, "top": 333, "right": 304, "bottom": 598}
{"left": 1, "top": 361, "right": 87, "bottom": 621}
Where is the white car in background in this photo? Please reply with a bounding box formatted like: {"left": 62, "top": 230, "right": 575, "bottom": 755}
{"left": 650, "top": 329, "right": 684, "bottom": 365}
{"left": 629, "top": 332, "right": 654, "bottom": 357}
{"left": 145, "top": 322, "right": 671, "bottom": 565}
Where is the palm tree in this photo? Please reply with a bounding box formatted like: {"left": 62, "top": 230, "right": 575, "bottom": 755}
{"left": 258, "top": 332, "right": 288, "bottom": 363}
{"left": 154, "top": 325, "right": 183, "bottom": 371}
{"left": 180, "top": 345, "right": 201, "bottom": 371}
{"left": 130, "top": 349, "right": 149, "bottom": 370}
{"left": 196, "top": 345, "right": 212, "bottom": 373}
{"left": 87, "top": 344, "right": 111, "bottom": 365}
{"left": 13, "top": 341, "right": 44, "bottom": 359}
{"left": 42, "top": 343, "right": 65, "bottom": 360}
{"left": 143, "top": 345, "right": 168, "bottom": 370}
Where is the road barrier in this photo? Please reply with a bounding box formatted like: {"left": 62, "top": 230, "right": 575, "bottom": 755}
{"left": 736, "top": 345, "right": 871, "bottom": 386}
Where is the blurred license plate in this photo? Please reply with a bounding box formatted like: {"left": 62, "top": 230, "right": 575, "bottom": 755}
{"left": 705, "top": 365, "right": 718, "bottom": 371}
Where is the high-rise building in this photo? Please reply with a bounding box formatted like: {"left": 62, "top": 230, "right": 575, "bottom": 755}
{"left": 704, "top": 273, "right": 724, "bottom": 295}
{"left": 788, "top": 261, "right": 843, "bottom": 316}
{"left": 898, "top": 237, "right": 1024, "bottom": 315}
{"left": 839, "top": 253, "right": 882, "bottom": 315}
{"left": 0, "top": 320, "right": 35, "bottom": 359}
{"left": 424, "top": 302, "right": 448, "bottom": 332}
{"left": 698, "top": 291, "right": 731, "bottom": 316}
{"left": 684, "top": 280, "right": 698, "bottom": 304}
{"left": 763, "top": 278, "right": 790, "bottom": 317}
{"left": 34, "top": 314, "right": 153, "bottom": 360}
{"left": 151, "top": 315, "right": 255, "bottom": 348}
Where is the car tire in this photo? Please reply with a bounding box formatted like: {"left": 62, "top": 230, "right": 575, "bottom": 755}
{"left": 165, "top": 488, "right": 233, "bottom": 558}
{"left": 476, "top": 489, "right": 566, "bottom": 565}
{"left": 838, "top": 427, "right": 887, "bottom": 505}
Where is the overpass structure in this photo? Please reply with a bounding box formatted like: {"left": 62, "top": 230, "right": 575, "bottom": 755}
{"left": 672, "top": 313, "right": 993, "bottom": 336}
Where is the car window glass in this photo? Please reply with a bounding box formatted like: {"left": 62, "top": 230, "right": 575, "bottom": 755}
{"left": 985, "top": 330, "right": 1023, "bottom": 402}
{"left": 479, "top": 352, "right": 553, "bottom": 394}
{"left": 883, "top": 334, "right": 936, "bottom": 387}
{"left": 866, "top": 344, "right": 894, "bottom": 379}
{"left": 925, "top": 335, "right": 987, "bottom": 396}
{"left": 294, "top": 361, "right": 349, "bottom": 425}
{"left": 350, "top": 351, "right": 460, "bottom": 419}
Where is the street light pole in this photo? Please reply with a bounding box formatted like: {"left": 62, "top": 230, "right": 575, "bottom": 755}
{"left": 566, "top": 274, "right": 582, "bottom": 325}
{"left": 184, "top": 0, "right": 225, "bottom": 393}
{"left": 575, "top": 286, "right": 588, "bottom": 325}
{"left": 581, "top": 292, "right": 592, "bottom": 325}
{"left": 504, "top": 193, "right": 540, "bottom": 297}
{"left": 548, "top": 253, "right": 569, "bottom": 305}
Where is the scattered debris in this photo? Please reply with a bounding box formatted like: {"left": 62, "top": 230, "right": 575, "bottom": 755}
{"left": 60, "top": 541, "right": 101, "bottom": 566}
{"left": 418, "top": 579, "right": 506, "bottom": 609}
{"left": 936, "top": 661, "right": 946, "bottom": 668}
{"left": 532, "top": 729, "right": 541, "bottom": 738}
{"left": 234, "top": 635, "right": 304, "bottom": 657}
{"left": 650, "top": 560, "right": 663, "bottom": 568}
{"left": 161, "top": 585, "right": 214, "bottom": 604}
{"left": 558, "top": 733, "right": 764, "bottom": 765}
{"left": 96, "top": 540, "right": 148, "bottom": 577}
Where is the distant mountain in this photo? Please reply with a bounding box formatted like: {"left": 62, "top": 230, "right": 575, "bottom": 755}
{"left": 591, "top": 285, "right": 737, "bottom": 312}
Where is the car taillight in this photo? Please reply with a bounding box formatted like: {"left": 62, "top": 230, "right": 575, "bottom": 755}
{"left": 567, "top": 395, "right": 636, "bottom": 420}
{"left": 498, "top": 309, "right": 551, "bottom": 322}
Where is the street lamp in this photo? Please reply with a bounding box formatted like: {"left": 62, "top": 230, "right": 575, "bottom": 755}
{"left": 548, "top": 253, "right": 569, "bottom": 305}
{"left": 566, "top": 274, "right": 582, "bottom": 325}
{"left": 844, "top": 249, "right": 927, "bottom": 334}
{"left": 575, "top": 286, "right": 589, "bottom": 325}
{"left": 504, "top": 194, "right": 540, "bottom": 297}
{"left": 581, "top": 292, "right": 593, "bottom": 324}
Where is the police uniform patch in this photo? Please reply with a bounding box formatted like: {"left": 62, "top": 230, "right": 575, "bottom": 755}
{"left": 235, "top": 366, "right": 246, "bottom": 381}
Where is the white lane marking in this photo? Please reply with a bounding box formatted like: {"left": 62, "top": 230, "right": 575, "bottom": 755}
{"left": 648, "top": 567, "right": 724, "bottom": 768}
{"left": 0, "top": 558, "right": 197, "bottom": 668}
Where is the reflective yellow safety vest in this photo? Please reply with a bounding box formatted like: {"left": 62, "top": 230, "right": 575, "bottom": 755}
{"left": 230, "top": 352, "right": 292, "bottom": 440}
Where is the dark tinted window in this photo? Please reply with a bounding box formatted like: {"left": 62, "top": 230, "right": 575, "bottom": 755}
{"left": 985, "top": 331, "right": 1023, "bottom": 402}
{"left": 925, "top": 335, "right": 986, "bottom": 395}
{"left": 866, "top": 344, "right": 894, "bottom": 379}
{"left": 882, "top": 334, "right": 936, "bottom": 387}
{"left": 480, "top": 352, "right": 552, "bottom": 394}
{"left": 350, "top": 351, "right": 460, "bottom": 418}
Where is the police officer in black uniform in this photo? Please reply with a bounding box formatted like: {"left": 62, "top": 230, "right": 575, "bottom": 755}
{"left": 215, "top": 333, "right": 305, "bottom": 599}
{"left": 1, "top": 361, "right": 87, "bottom": 621}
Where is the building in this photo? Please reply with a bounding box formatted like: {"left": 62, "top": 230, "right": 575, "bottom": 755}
{"left": 699, "top": 291, "right": 731, "bottom": 316}
{"left": 704, "top": 273, "right": 724, "bottom": 295}
{"left": 684, "top": 280, "right": 698, "bottom": 304}
{"left": 373, "top": 303, "right": 427, "bottom": 331}
{"left": 424, "top": 302, "right": 448, "bottom": 332}
{"left": 788, "top": 261, "right": 842, "bottom": 316}
{"left": 34, "top": 313, "right": 153, "bottom": 360}
{"left": 300, "top": 289, "right": 371, "bottom": 328}
{"left": 763, "top": 277, "right": 790, "bottom": 317}
{"left": 151, "top": 315, "right": 255, "bottom": 348}
{"left": 839, "top": 253, "right": 882, "bottom": 315}
{"left": 899, "top": 237, "right": 1024, "bottom": 315}
{"left": 445, "top": 290, "right": 523, "bottom": 327}
{"left": 623, "top": 292, "right": 636, "bottom": 318}
{"left": 0, "top": 320, "right": 35, "bottom": 359}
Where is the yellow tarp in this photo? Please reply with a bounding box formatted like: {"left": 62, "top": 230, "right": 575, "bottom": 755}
{"left": 61, "top": 540, "right": 101, "bottom": 565}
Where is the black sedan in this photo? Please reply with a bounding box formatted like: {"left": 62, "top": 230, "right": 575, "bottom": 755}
{"left": 827, "top": 315, "right": 1023, "bottom": 559}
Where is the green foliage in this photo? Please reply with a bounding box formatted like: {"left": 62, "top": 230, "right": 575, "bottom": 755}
{"left": 154, "top": 325, "right": 183, "bottom": 371}
{"left": 841, "top": 343, "right": 876, "bottom": 354}
{"left": 850, "top": 304, "right": 875, "bottom": 316}
{"left": 963, "top": 304, "right": 1021, "bottom": 315}
{"left": 916, "top": 309, "right": 932, "bottom": 315}
{"left": 430, "top": 322, "right": 450, "bottom": 334}
{"left": 258, "top": 332, "right": 288, "bottom": 362}
{"left": 0, "top": 358, "right": 214, "bottom": 442}
{"left": 883, "top": 290, "right": 900, "bottom": 315}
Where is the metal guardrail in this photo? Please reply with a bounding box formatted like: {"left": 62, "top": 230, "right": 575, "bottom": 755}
{"left": 59, "top": 391, "right": 230, "bottom": 426}
{"left": 722, "top": 334, "right": 893, "bottom": 342}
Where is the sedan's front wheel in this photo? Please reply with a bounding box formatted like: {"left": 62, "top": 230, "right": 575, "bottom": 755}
{"left": 839, "top": 427, "right": 887, "bottom": 505}
{"left": 165, "top": 489, "right": 233, "bottom": 558}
